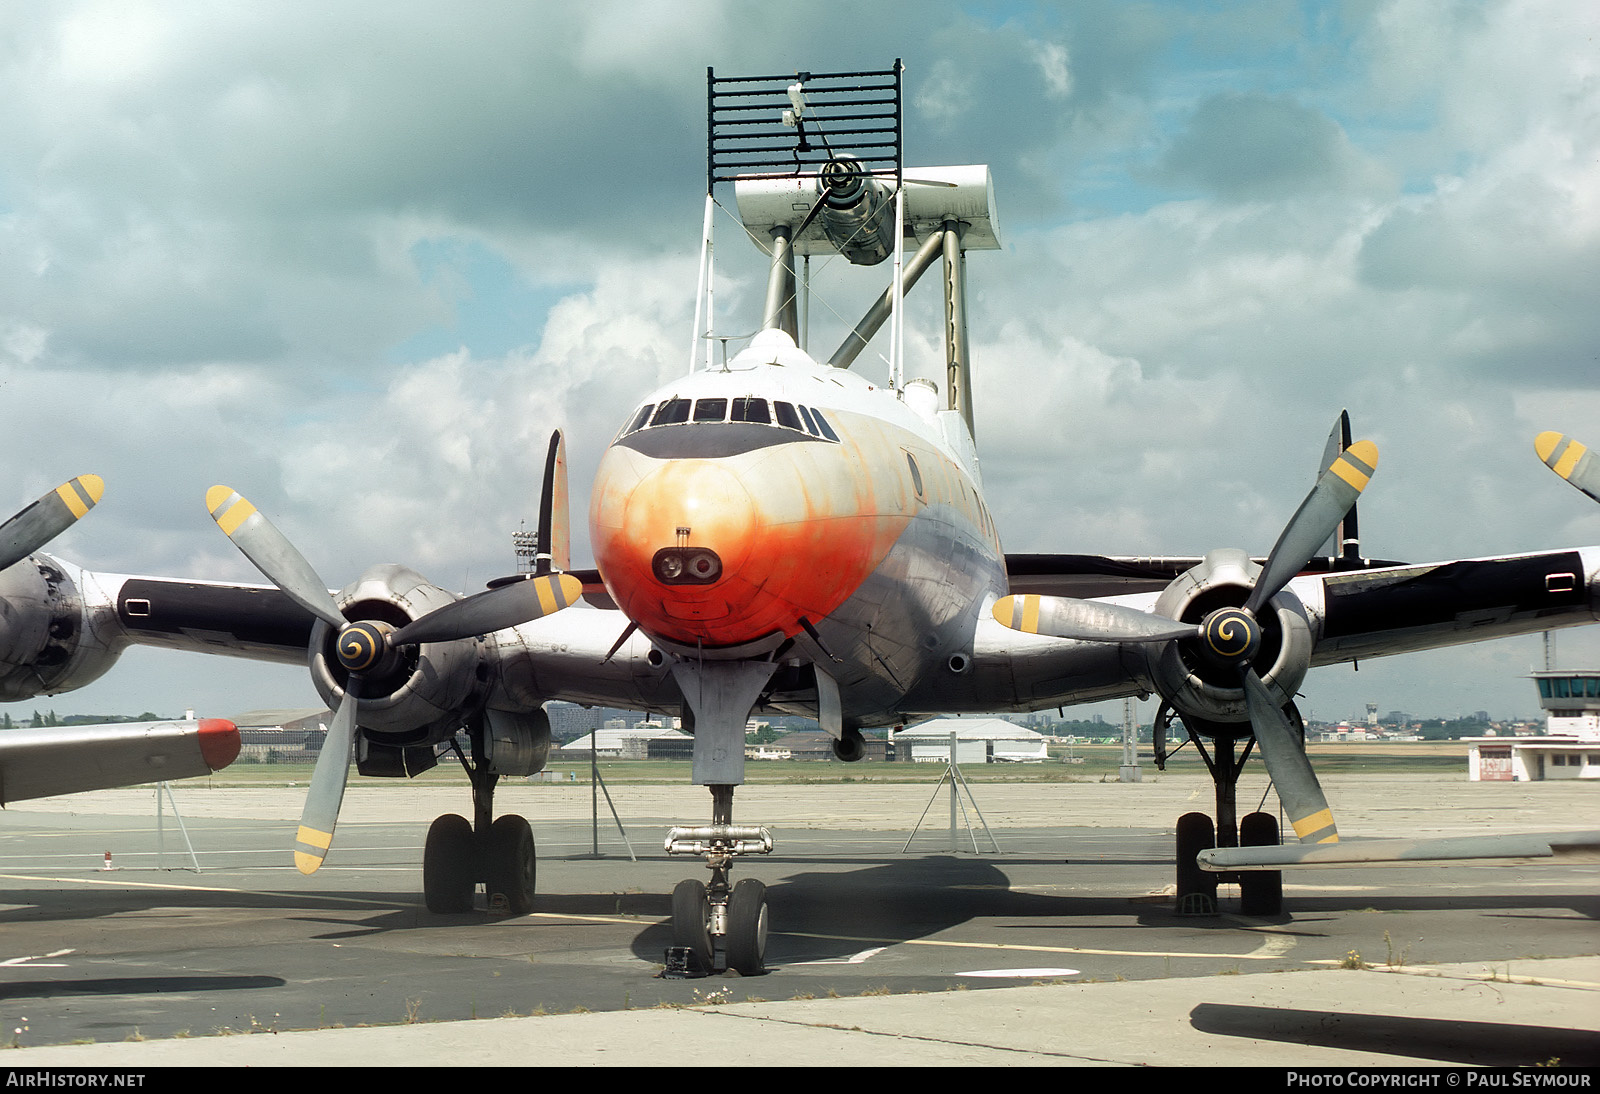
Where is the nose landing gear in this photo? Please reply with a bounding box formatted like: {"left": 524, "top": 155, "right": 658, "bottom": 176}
{"left": 666, "top": 784, "right": 773, "bottom": 976}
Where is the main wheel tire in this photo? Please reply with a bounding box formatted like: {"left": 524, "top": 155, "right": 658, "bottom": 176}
{"left": 671, "top": 879, "right": 713, "bottom": 975}
{"left": 725, "top": 878, "right": 769, "bottom": 976}
{"left": 484, "top": 814, "right": 537, "bottom": 916}
{"left": 424, "top": 813, "right": 477, "bottom": 914}
{"left": 1238, "top": 811, "right": 1284, "bottom": 917}
{"left": 1175, "top": 811, "right": 1218, "bottom": 913}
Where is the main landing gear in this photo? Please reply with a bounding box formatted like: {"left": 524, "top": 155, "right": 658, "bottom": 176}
{"left": 1156, "top": 705, "right": 1286, "bottom": 917}
{"left": 423, "top": 730, "right": 537, "bottom": 916}
{"left": 666, "top": 784, "right": 773, "bottom": 976}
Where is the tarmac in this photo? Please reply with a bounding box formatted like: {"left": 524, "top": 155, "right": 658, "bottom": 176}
{"left": 0, "top": 771, "right": 1596, "bottom": 1068}
{"left": 0, "top": 956, "right": 1595, "bottom": 1067}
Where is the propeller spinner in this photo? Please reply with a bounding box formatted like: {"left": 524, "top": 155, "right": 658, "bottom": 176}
{"left": 993, "top": 438, "right": 1380, "bottom": 844}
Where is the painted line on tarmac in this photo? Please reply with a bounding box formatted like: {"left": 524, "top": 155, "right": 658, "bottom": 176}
{"left": 0, "top": 872, "right": 407, "bottom": 907}
{"left": 781, "top": 930, "right": 1296, "bottom": 961}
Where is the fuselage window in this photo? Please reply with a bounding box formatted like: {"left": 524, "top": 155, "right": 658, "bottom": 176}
{"left": 694, "top": 398, "right": 728, "bottom": 422}
{"left": 810, "top": 409, "right": 840, "bottom": 442}
{"left": 652, "top": 398, "right": 691, "bottom": 426}
{"left": 773, "top": 401, "right": 803, "bottom": 430}
{"left": 906, "top": 452, "right": 925, "bottom": 499}
{"left": 731, "top": 397, "right": 770, "bottom": 424}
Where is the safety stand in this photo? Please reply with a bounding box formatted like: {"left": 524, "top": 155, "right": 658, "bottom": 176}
{"left": 579, "top": 747, "right": 637, "bottom": 861}
{"left": 902, "top": 732, "right": 1000, "bottom": 854}
{"left": 155, "top": 781, "right": 203, "bottom": 872}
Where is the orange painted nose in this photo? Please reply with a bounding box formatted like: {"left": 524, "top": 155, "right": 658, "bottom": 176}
{"left": 592, "top": 459, "right": 767, "bottom": 646}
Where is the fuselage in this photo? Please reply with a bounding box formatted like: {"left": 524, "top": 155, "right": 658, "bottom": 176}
{"left": 589, "top": 329, "right": 1007, "bottom": 726}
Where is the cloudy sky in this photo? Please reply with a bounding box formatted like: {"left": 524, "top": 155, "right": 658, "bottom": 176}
{"left": 3, "top": 0, "right": 1597, "bottom": 725}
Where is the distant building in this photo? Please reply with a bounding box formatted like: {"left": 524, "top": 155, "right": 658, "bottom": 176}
{"left": 771, "top": 731, "right": 888, "bottom": 762}
{"left": 557, "top": 723, "right": 687, "bottom": 760}
{"left": 896, "top": 718, "right": 1049, "bottom": 763}
{"left": 229, "top": 708, "right": 331, "bottom": 763}
{"left": 1467, "top": 671, "right": 1600, "bottom": 781}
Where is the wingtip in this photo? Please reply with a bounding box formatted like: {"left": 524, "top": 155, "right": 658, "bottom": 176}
{"left": 197, "top": 718, "right": 241, "bottom": 770}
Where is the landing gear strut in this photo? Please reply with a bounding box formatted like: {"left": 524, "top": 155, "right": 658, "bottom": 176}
{"left": 422, "top": 724, "right": 537, "bottom": 915}
{"left": 1158, "top": 704, "right": 1286, "bottom": 917}
{"left": 666, "top": 784, "right": 773, "bottom": 975}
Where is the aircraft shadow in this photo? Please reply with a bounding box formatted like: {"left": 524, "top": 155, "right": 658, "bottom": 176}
{"left": 1189, "top": 1002, "right": 1599, "bottom": 1066}
{"left": 0, "top": 975, "right": 284, "bottom": 1003}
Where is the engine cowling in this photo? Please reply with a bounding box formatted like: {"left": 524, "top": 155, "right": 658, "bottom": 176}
{"left": 1140, "top": 549, "right": 1313, "bottom": 728}
{"left": 0, "top": 556, "right": 123, "bottom": 702}
{"left": 306, "top": 564, "right": 489, "bottom": 746}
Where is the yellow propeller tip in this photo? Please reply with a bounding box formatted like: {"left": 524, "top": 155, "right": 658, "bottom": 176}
{"left": 205, "top": 484, "right": 237, "bottom": 511}
{"left": 1534, "top": 431, "right": 1565, "bottom": 463}
{"left": 1346, "top": 439, "right": 1379, "bottom": 470}
{"left": 294, "top": 851, "right": 326, "bottom": 875}
{"left": 75, "top": 474, "right": 105, "bottom": 505}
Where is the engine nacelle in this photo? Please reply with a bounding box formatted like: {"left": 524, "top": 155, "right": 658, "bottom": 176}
{"left": 482, "top": 706, "right": 551, "bottom": 777}
{"left": 816, "top": 155, "right": 896, "bottom": 266}
{"left": 0, "top": 556, "right": 124, "bottom": 702}
{"left": 1140, "top": 549, "right": 1313, "bottom": 728}
{"left": 307, "top": 564, "right": 488, "bottom": 746}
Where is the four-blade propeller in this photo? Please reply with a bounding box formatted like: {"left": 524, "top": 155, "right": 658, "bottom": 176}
{"left": 204, "top": 474, "right": 581, "bottom": 874}
{"left": 993, "top": 438, "right": 1379, "bottom": 845}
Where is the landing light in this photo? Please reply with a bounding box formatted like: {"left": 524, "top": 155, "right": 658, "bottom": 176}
{"left": 653, "top": 548, "right": 722, "bottom": 585}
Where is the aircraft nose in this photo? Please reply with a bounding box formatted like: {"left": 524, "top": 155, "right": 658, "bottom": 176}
{"left": 593, "top": 458, "right": 763, "bottom": 643}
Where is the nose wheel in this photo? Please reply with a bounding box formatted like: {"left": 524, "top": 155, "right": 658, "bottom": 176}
{"left": 666, "top": 785, "right": 772, "bottom": 976}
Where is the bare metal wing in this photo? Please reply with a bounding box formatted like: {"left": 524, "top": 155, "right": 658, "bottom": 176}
{"left": 1004, "top": 553, "right": 1406, "bottom": 600}
{"left": 1199, "top": 830, "right": 1600, "bottom": 871}
{"left": 0, "top": 718, "right": 240, "bottom": 805}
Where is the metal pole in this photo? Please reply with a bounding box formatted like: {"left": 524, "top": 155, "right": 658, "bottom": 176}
{"left": 689, "top": 193, "right": 714, "bottom": 373}
{"left": 948, "top": 731, "right": 958, "bottom": 852}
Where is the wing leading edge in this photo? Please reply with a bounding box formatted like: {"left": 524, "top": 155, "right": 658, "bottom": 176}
{"left": 1200, "top": 830, "right": 1600, "bottom": 871}
{"left": 0, "top": 718, "right": 240, "bottom": 805}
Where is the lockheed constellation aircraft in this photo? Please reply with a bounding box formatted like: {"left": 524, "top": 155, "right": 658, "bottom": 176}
{"left": 2, "top": 66, "right": 1595, "bottom": 975}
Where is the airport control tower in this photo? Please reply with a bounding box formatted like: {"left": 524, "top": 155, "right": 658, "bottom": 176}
{"left": 1469, "top": 670, "right": 1600, "bottom": 781}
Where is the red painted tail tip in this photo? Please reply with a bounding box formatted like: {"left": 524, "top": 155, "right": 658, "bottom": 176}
{"left": 197, "top": 718, "right": 241, "bottom": 770}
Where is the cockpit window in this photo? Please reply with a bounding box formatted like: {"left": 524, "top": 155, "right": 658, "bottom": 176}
{"left": 623, "top": 404, "right": 654, "bottom": 436}
{"left": 809, "top": 409, "right": 840, "bottom": 442}
{"left": 796, "top": 404, "right": 820, "bottom": 436}
{"left": 651, "top": 398, "right": 691, "bottom": 425}
{"left": 730, "top": 397, "right": 770, "bottom": 424}
{"left": 773, "top": 401, "right": 803, "bottom": 431}
{"left": 693, "top": 398, "right": 728, "bottom": 422}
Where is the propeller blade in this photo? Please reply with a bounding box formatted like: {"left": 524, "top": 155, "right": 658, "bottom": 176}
{"left": 536, "top": 431, "right": 570, "bottom": 576}
{"left": 0, "top": 474, "right": 104, "bottom": 573}
{"left": 205, "top": 486, "right": 345, "bottom": 630}
{"left": 390, "top": 572, "right": 584, "bottom": 646}
{"left": 992, "top": 594, "right": 1197, "bottom": 643}
{"left": 1242, "top": 668, "right": 1338, "bottom": 844}
{"left": 1316, "top": 411, "right": 1360, "bottom": 560}
{"left": 294, "top": 681, "right": 360, "bottom": 874}
{"left": 1245, "top": 440, "right": 1378, "bottom": 615}
{"left": 1535, "top": 432, "right": 1600, "bottom": 505}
